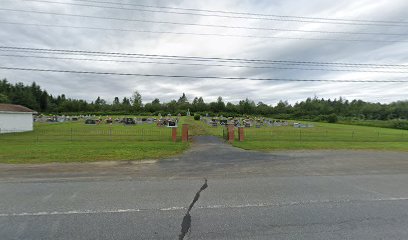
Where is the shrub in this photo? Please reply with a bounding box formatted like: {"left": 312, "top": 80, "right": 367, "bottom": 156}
{"left": 392, "top": 120, "right": 408, "bottom": 130}
{"left": 194, "top": 114, "right": 201, "bottom": 120}
{"left": 327, "top": 113, "right": 338, "bottom": 123}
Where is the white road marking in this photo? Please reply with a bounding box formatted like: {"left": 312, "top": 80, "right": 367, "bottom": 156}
{"left": 1, "top": 197, "right": 407, "bottom": 217}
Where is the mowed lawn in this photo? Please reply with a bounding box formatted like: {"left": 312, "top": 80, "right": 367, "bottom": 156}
{"left": 182, "top": 117, "right": 224, "bottom": 136}
{"left": 2, "top": 117, "right": 408, "bottom": 164}
{"left": 0, "top": 120, "right": 188, "bottom": 164}
{"left": 232, "top": 122, "right": 408, "bottom": 151}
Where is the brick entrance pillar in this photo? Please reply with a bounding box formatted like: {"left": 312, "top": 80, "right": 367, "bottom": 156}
{"left": 238, "top": 127, "right": 244, "bottom": 141}
{"left": 227, "top": 124, "right": 234, "bottom": 143}
{"left": 172, "top": 127, "right": 177, "bottom": 142}
{"left": 182, "top": 124, "right": 189, "bottom": 142}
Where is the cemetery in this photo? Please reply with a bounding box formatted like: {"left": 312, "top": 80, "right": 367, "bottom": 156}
{"left": 200, "top": 116, "right": 294, "bottom": 129}
{"left": 0, "top": 115, "right": 189, "bottom": 163}
{"left": 35, "top": 115, "right": 175, "bottom": 127}
{"left": 186, "top": 115, "right": 408, "bottom": 151}
{"left": 1, "top": 114, "right": 408, "bottom": 163}
{"left": 85, "top": 119, "right": 97, "bottom": 125}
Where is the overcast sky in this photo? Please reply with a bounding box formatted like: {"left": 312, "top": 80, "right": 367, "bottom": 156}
{"left": 1, "top": 0, "right": 408, "bottom": 105}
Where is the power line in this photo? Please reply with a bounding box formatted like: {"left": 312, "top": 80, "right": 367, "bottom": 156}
{"left": 3, "top": 49, "right": 404, "bottom": 69}
{"left": 1, "top": 21, "right": 406, "bottom": 43}
{"left": 7, "top": 49, "right": 400, "bottom": 69}
{"left": 71, "top": 0, "right": 408, "bottom": 25}
{"left": 1, "top": 46, "right": 408, "bottom": 69}
{"left": 0, "top": 66, "right": 407, "bottom": 82}
{"left": 2, "top": 53, "right": 408, "bottom": 73}
{"left": 1, "top": 8, "right": 407, "bottom": 37}
{"left": 18, "top": 0, "right": 408, "bottom": 27}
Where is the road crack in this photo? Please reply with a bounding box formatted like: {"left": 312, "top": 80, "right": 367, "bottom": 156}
{"left": 178, "top": 178, "right": 208, "bottom": 240}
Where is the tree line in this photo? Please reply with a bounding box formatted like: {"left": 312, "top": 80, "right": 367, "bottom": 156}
{"left": 1, "top": 79, "right": 407, "bottom": 122}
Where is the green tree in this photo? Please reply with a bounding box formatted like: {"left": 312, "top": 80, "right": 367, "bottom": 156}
{"left": 166, "top": 100, "right": 177, "bottom": 114}
{"left": 226, "top": 102, "right": 236, "bottom": 112}
{"left": 39, "top": 91, "right": 48, "bottom": 111}
{"left": 177, "top": 93, "right": 190, "bottom": 111}
{"left": 177, "top": 93, "right": 188, "bottom": 104}
{"left": 122, "top": 97, "right": 131, "bottom": 105}
{"left": 216, "top": 96, "right": 225, "bottom": 112}
{"left": 145, "top": 99, "right": 161, "bottom": 112}
{"left": 95, "top": 96, "right": 106, "bottom": 105}
{"left": 152, "top": 98, "right": 160, "bottom": 105}
{"left": 274, "top": 100, "right": 291, "bottom": 114}
{"left": 238, "top": 98, "right": 256, "bottom": 114}
{"left": 327, "top": 113, "right": 338, "bottom": 123}
{"left": 113, "top": 97, "right": 120, "bottom": 105}
{"left": 194, "top": 97, "right": 207, "bottom": 112}
{"left": 0, "top": 93, "right": 9, "bottom": 103}
{"left": 256, "top": 102, "right": 271, "bottom": 115}
{"left": 131, "top": 91, "right": 142, "bottom": 110}
{"left": 151, "top": 98, "right": 161, "bottom": 112}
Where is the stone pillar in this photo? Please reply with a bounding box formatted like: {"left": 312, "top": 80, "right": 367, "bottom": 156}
{"left": 227, "top": 124, "right": 234, "bottom": 143}
{"left": 172, "top": 127, "right": 177, "bottom": 142}
{"left": 238, "top": 127, "right": 244, "bottom": 142}
{"left": 182, "top": 124, "right": 189, "bottom": 142}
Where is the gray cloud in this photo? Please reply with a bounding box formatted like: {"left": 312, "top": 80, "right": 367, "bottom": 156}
{"left": 0, "top": 0, "right": 407, "bottom": 105}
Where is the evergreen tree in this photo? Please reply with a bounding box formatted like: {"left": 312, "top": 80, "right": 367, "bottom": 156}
{"left": 216, "top": 96, "right": 225, "bottom": 112}
{"left": 40, "top": 91, "right": 48, "bottom": 111}
{"left": 0, "top": 78, "right": 407, "bottom": 121}
{"left": 122, "top": 97, "right": 130, "bottom": 105}
{"left": 177, "top": 93, "right": 188, "bottom": 104}
{"left": 113, "top": 97, "right": 120, "bottom": 105}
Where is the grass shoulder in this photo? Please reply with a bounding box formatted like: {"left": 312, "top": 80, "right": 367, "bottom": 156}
{"left": 0, "top": 141, "right": 189, "bottom": 164}
{"left": 232, "top": 121, "right": 408, "bottom": 151}
{"left": 233, "top": 141, "right": 408, "bottom": 151}
{"left": 0, "top": 117, "right": 189, "bottom": 164}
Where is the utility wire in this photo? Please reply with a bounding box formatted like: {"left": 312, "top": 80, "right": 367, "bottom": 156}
{"left": 1, "top": 21, "right": 405, "bottom": 43}
{"left": 3, "top": 49, "right": 404, "bottom": 69}
{"left": 2, "top": 54, "right": 408, "bottom": 73}
{"left": 0, "top": 8, "right": 407, "bottom": 36}
{"left": 0, "top": 66, "right": 407, "bottom": 82}
{"left": 5, "top": 49, "right": 402, "bottom": 69}
{"left": 18, "top": 0, "right": 408, "bottom": 27}
{"left": 1, "top": 46, "right": 408, "bottom": 69}
{"left": 71, "top": 0, "right": 408, "bottom": 25}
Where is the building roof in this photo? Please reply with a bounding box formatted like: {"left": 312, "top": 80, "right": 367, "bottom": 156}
{"left": 0, "top": 104, "right": 37, "bottom": 113}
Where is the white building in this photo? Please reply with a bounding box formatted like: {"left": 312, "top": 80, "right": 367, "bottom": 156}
{"left": 0, "top": 104, "right": 37, "bottom": 133}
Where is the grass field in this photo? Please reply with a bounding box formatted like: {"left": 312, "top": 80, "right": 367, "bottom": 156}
{"left": 181, "top": 117, "right": 408, "bottom": 151}
{"left": 0, "top": 119, "right": 188, "bottom": 164}
{"left": 182, "top": 117, "right": 224, "bottom": 136}
{"left": 1, "top": 117, "right": 407, "bottom": 164}
{"left": 339, "top": 119, "right": 408, "bottom": 130}
{"left": 232, "top": 122, "right": 408, "bottom": 151}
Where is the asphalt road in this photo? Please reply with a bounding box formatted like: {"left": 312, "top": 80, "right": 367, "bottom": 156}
{"left": 1, "top": 136, "right": 408, "bottom": 239}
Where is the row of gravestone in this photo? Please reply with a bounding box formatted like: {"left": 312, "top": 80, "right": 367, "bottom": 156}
{"left": 201, "top": 117, "right": 302, "bottom": 128}
{"left": 84, "top": 117, "right": 172, "bottom": 126}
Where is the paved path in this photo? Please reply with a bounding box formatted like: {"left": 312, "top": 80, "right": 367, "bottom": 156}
{"left": 1, "top": 136, "right": 408, "bottom": 239}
